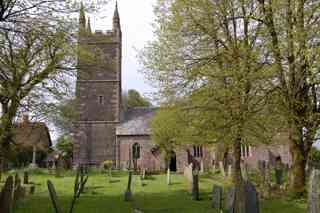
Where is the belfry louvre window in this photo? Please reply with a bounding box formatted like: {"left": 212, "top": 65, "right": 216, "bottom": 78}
{"left": 98, "top": 95, "right": 104, "bottom": 104}
{"left": 193, "top": 145, "right": 203, "bottom": 157}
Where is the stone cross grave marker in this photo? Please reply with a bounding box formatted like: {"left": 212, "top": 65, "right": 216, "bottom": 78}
{"left": 308, "top": 169, "right": 320, "bottom": 213}
{"left": 211, "top": 185, "right": 222, "bottom": 210}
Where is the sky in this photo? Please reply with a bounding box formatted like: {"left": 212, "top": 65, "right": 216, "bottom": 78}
{"left": 88, "top": 0, "right": 157, "bottom": 98}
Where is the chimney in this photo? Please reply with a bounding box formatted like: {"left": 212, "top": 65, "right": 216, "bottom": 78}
{"left": 22, "top": 114, "right": 29, "bottom": 124}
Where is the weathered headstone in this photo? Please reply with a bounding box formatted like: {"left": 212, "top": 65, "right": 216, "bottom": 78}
{"left": 0, "top": 176, "right": 14, "bottom": 213}
{"left": 47, "top": 180, "right": 63, "bottom": 213}
{"left": 191, "top": 169, "right": 199, "bottom": 200}
{"left": 228, "top": 164, "right": 233, "bottom": 177}
{"left": 211, "top": 185, "right": 222, "bottom": 210}
{"left": 23, "top": 171, "right": 29, "bottom": 185}
{"left": 167, "top": 168, "right": 171, "bottom": 185}
{"left": 225, "top": 186, "right": 236, "bottom": 213}
{"left": 244, "top": 181, "right": 259, "bottom": 213}
{"left": 124, "top": 171, "right": 133, "bottom": 201}
{"left": 308, "top": 169, "right": 320, "bottom": 213}
{"left": 219, "top": 161, "right": 226, "bottom": 177}
{"left": 184, "top": 164, "right": 193, "bottom": 183}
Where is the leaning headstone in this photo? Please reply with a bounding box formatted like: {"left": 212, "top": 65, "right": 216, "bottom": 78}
{"left": 211, "top": 185, "right": 222, "bottom": 210}
{"left": 47, "top": 180, "right": 63, "bottom": 213}
{"left": 191, "top": 169, "right": 199, "bottom": 200}
{"left": 219, "top": 161, "right": 226, "bottom": 177}
{"left": 308, "top": 169, "right": 320, "bottom": 213}
{"left": 167, "top": 168, "right": 171, "bottom": 185}
{"left": 23, "top": 171, "right": 29, "bottom": 185}
{"left": 0, "top": 176, "right": 14, "bottom": 213}
{"left": 244, "top": 181, "right": 259, "bottom": 213}
{"left": 225, "top": 186, "right": 236, "bottom": 213}
{"left": 124, "top": 171, "right": 133, "bottom": 201}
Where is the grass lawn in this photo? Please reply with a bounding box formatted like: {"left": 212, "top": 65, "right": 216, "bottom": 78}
{"left": 1, "top": 170, "right": 307, "bottom": 213}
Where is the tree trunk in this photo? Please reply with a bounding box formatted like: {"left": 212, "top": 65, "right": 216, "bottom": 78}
{"left": 233, "top": 136, "right": 245, "bottom": 213}
{"left": 289, "top": 123, "right": 307, "bottom": 196}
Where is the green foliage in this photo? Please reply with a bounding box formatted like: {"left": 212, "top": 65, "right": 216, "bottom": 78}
{"left": 309, "top": 147, "right": 320, "bottom": 163}
{"left": 101, "top": 160, "right": 114, "bottom": 170}
{"left": 122, "top": 89, "right": 152, "bottom": 109}
{"left": 55, "top": 135, "right": 73, "bottom": 161}
{"left": 50, "top": 99, "right": 78, "bottom": 134}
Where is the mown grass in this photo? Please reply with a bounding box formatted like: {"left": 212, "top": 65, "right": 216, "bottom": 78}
{"left": 1, "top": 170, "right": 307, "bottom": 213}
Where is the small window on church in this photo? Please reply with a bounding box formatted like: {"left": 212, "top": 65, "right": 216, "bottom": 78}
{"left": 98, "top": 96, "right": 104, "bottom": 104}
{"left": 132, "top": 143, "right": 140, "bottom": 159}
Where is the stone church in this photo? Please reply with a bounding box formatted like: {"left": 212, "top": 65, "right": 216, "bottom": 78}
{"left": 73, "top": 3, "right": 293, "bottom": 172}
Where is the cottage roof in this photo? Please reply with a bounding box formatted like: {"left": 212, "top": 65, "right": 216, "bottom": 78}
{"left": 13, "top": 121, "right": 52, "bottom": 150}
{"left": 116, "top": 107, "right": 156, "bottom": 136}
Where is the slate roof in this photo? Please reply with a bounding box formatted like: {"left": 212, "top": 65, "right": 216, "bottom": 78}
{"left": 116, "top": 107, "right": 156, "bottom": 136}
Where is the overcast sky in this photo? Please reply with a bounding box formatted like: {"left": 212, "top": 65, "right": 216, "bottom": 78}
{"left": 88, "top": 0, "right": 157, "bottom": 98}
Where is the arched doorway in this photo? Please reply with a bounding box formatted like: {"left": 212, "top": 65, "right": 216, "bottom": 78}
{"left": 169, "top": 151, "right": 177, "bottom": 172}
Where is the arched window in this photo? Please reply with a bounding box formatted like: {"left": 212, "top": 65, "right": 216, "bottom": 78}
{"left": 193, "top": 145, "right": 203, "bottom": 157}
{"left": 132, "top": 143, "right": 140, "bottom": 159}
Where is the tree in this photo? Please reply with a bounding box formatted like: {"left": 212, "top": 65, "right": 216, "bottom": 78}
{"left": 141, "top": 1, "right": 278, "bottom": 211}
{"left": 56, "top": 134, "right": 73, "bottom": 163}
{"left": 0, "top": 21, "right": 74, "bottom": 161}
{"left": 122, "top": 89, "right": 152, "bottom": 109}
{"left": 257, "top": 0, "right": 320, "bottom": 195}
{"left": 50, "top": 98, "right": 78, "bottom": 134}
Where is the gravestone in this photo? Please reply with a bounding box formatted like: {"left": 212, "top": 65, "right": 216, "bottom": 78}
{"left": 124, "top": 171, "right": 133, "bottom": 201}
{"left": 167, "top": 168, "right": 171, "bottom": 185}
{"left": 191, "top": 169, "right": 199, "bottom": 200}
{"left": 0, "top": 176, "right": 14, "bottom": 213}
{"left": 258, "top": 160, "right": 266, "bottom": 183}
{"left": 184, "top": 164, "right": 193, "bottom": 183}
{"left": 47, "top": 180, "right": 63, "bottom": 213}
{"left": 23, "top": 171, "right": 29, "bottom": 185}
{"left": 244, "top": 181, "right": 259, "bottom": 213}
{"left": 219, "top": 161, "right": 226, "bottom": 177}
{"left": 308, "top": 169, "right": 320, "bottom": 213}
{"left": 30, "top": 185, "right": 35, "bottom": 195}
{"left": 228, "top": 165, "right": 232, "bottom": 177}
{"left": 225, "top": 186, "right": 236, "bottom": 213}
{"left": 13, "top": 177, "right": 25, "bottom": 207}
{"left": 241, "top": 163, "right": 249, "bottom": 181}
{"left": 14, "top": 173, "right": 20, "bottom": 188}
{"left": 211, "top": 185, "right": 222, "bottom": 210}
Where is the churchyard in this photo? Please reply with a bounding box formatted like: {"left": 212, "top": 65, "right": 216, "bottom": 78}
{"left": 0, "top": 168, "right": 308, "bottom": 213}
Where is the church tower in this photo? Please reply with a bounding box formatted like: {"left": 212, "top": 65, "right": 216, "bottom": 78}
{"left": 73, "top": 3, "right": 122, "bottom": 166}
